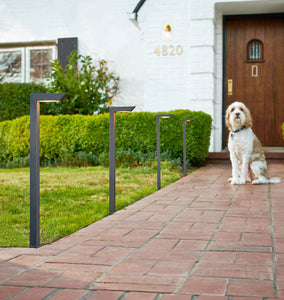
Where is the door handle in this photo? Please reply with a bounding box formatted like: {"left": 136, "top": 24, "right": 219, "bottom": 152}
{"left": 228, "top": 79, "right": 233, "bottom": 96}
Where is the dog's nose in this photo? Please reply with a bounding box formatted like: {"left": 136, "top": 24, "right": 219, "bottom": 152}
{"left": 235, "top": 112, "right": 240, "bottom": 117}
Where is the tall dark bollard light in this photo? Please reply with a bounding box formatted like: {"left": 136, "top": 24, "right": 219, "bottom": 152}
{"left": 30, "top": 93, "right": 67, "bottom": 248}
{"left": 156, "top": 114, "right": 173, "bottom": 190}
{"left": 109, "top": 106, "right": 135, "bottom": 215}
{"left": 183, "top": 118, "right": 195, "bottom": 177}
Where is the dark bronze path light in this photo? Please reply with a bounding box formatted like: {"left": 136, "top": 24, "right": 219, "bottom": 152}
{"left": 183, "top": 118, "right": 195, "bottom": 177}
{"left": 109, "top": 106, "right": 135, "bottom": 215}
{"left": 30, "top": 93, "right": 67, "bottom": 248}
{"left": 156, "top": 114, "right": 173, "bottom": 190}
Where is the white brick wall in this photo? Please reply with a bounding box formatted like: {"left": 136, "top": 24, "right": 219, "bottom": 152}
{"left": 191, "top": 20, "right": 215, "bottom": 47}
{"left": 138, "top": 0, "right": 191, "bottom": 112}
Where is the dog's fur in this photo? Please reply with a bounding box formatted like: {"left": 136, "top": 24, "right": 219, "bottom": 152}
{"left": 225, "top": 101, "right": 280, "bottom": 185}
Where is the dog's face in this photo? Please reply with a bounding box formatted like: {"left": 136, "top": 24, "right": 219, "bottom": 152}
{"left": 225, "top": 101, "right": 252, "bottom": 130}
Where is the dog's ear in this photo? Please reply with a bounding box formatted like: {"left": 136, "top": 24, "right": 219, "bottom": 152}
{"left": 225, "top": 108, "right": 232, "bottom": 130}
{"left": 244, "top": 106, "right": 253, "bottom": 128}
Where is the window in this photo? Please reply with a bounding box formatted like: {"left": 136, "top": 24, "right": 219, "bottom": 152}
{"left": 0, "top": 44, "right": 56, "bottom": 84}
{"left": 0, "top": 38, "right": 78, "bottom": 84}
{"left": 247, "top": 39, "right": 264, "bottom": 62}
{"left": 0, "top": 49, "right": 23, "bottom": 83}
{"left": 27, "top": 47, "right": 55, "bottom": 83}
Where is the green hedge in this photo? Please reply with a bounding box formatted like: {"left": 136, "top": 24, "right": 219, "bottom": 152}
{"left": 0, "top": 110, "right": 212, "bottom": 167}
{"left": 0, "top": 83, "right": 48, "bottom": 121}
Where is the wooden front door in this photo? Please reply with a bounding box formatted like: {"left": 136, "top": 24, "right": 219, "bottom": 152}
{"left": 224, "top": 15, "right": 284, "bottom": 147}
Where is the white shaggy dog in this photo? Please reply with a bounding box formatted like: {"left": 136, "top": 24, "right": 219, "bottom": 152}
{"left": 225, "top": 101, "right": 280, "bottom": 185}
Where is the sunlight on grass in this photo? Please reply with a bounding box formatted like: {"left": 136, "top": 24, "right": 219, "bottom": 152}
{"left": 0, "top": 166, "right": 187, "bottom": 247}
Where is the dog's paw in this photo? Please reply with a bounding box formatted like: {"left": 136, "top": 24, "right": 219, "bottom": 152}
{"left": 252, "top": 179, "right": 262, "bottom": 185}
{"left": 231, "top": 178, "right": 246, "bottom": 185}
{"left": 230, "top": 178, "right": 240, "bottom": 185}
{"left": 252, "top": 178, "right": 268, "bottom": 184}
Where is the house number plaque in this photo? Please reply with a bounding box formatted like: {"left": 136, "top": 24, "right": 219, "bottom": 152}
{"left": 154, "top": 45, "right": 184, "bottom": 56}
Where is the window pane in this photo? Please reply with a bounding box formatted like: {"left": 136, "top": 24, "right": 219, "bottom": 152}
{"left": 29, "top": 48, "right": 52, "bottom": 83}
{"left": 248, "top": 40, "right": 263, "bottom": 60}
{"left": 0, "top": 50, "right": 22, "bottom": 83}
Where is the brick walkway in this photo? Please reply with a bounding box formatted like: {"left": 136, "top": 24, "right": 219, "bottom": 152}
{"left": 0, "top": 164, "right": 283, "bottom": 300}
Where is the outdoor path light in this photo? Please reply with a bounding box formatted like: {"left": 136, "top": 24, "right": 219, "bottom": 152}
{"left": 30, "top": 93, "right": 67, "bottom": 248}
{"left": 183, "top": 118, "right": 195, "bottom": 177}
{"left": 156, "top": 114, "right": 173, "bottom": 190}
{"left": 109, "top": 106, "right": 135, "bottom": 215}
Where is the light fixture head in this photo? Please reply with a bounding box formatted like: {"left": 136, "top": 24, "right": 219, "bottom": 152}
{"left": 31, "top": 93, "right": 67, "bottom": 103}
{"left": 164, "top": 24, "right": 172, "bottom": 32}
{"left": 109, "top": 106, "right": 135, "bottom": 113}
{"left": 183, "top": 118, "right": 196, "bottom": 123}
{"left": 157, "top": 113, "right": 173, "bottom": 120}
{"left": 162, "top": 24, "right": 173, "bottom": 41}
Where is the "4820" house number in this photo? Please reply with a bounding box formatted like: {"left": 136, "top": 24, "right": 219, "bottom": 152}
{"left": 154, "top": 45, "right": 184, "bottom": 56}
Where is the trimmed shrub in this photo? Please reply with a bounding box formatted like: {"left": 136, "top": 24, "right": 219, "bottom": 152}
{"left": 0, "top": 110, "right": 212, "bottom": 167}
{"left": 0, "top": 83, "right": 48, "bottom": 121}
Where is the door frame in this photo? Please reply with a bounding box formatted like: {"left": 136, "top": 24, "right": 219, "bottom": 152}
{"left": 222, "top": 13, "right": 284, "bottom": 149}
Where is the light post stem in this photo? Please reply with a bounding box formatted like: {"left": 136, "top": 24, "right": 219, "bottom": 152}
{"left": 183, "top": 120, "right": 187, "bottom": 177}
{"left": 109, "top": 111, "right": 116, "bottom": 215}
{"left": 157, "top": 116, "right": 161, "bottom": 190}
{"left": 156, "top": 113, "right": 172, "bottom": 190}
{"left": 30, "top": 100, "right": 40, "bottom": 248}
{"left": 183, "top": 118, "right": 195, "bottom": 177}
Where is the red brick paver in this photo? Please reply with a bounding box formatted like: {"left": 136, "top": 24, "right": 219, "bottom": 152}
{"left": 0, "top": 164, "right": 283, "bottom": 299}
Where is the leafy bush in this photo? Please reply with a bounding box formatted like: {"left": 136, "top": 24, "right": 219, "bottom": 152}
{"left": 0, "top": 110, "right": 212, "bottom": 167}
{"left": 48, "top": 51, "right": 119, "bottom": 115}
{"left": 0, "top": 83, "right": 48, "bottom": 121}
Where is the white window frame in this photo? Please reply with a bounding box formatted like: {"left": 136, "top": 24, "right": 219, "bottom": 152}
{"left": 0, "top": 44, "right": 56, "bottom": 84}
{"left": 0, "top": 47, "right": 25, "bottom": 83}
{"left": 26, "top": 45, "right": 56, "bottom": 83}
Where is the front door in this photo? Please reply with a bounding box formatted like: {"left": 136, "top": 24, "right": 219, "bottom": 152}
{"left": 224, "top": 15, "right": 284, "bottom": 147}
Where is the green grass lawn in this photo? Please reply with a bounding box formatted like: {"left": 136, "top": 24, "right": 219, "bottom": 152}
{"left": 0, "top": 165, "right": 185, "bottom": 247}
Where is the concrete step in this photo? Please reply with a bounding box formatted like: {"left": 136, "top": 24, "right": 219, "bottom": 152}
{"left": 206, "top": 148, "right": 284, "bottom": 164}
